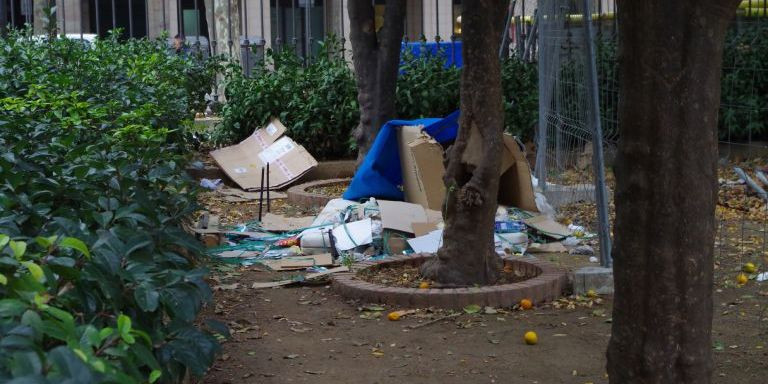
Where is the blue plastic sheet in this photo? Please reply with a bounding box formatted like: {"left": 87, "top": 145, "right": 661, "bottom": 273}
{"left": 342, "top": 111, "right": 460, "bottom": 202}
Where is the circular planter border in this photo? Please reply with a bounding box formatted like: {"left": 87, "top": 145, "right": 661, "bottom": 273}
{"left": 287, "top": 178, "right": 351, "bottom": 209}
{"left": 332, "top": 253, "right": 567, "bottom": 309}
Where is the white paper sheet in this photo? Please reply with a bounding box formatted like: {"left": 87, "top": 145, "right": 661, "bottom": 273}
{"left": 407, "top": 229, "right": 444, "bottom": 253}
{"left": 332, "top": 218, "right": 373, "bottom": 251}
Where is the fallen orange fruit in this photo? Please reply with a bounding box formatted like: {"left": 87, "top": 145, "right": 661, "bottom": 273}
{"left": 520, "top": 298, "right": 533, "bottom": 310}
{"left": 419, "top": 281, "right": 430, "bottom": 289}
{"left": 524, "top": 331, "right": 538, "bottom": 345}
{"left": 736, "top": 273, "right": 748, "bottom": 285}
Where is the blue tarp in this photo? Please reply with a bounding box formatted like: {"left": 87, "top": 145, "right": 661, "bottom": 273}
{"left": 342, "top": 111, "right": 461, "bottom": 202}
{"left": 401, "top": 41, "right": 463, "bottom": 68}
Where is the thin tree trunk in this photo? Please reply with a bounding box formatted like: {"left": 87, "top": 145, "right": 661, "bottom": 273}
{"left": 607, "top": 1, "right": 739, "bottom": 382}
{"left": 348, "top": 0, "right": 405, "bottom": 165}
{"left": 420, "top": 0, "right": 507, "bottom": 286}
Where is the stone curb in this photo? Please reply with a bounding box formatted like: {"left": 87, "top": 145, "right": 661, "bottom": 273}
{"left": 332, "top": 254, "right": 567, "bottom": 309}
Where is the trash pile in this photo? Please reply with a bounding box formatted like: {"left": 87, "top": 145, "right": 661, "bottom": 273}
{"left": 195, "top": 116, "right": 601, "bottom": 282}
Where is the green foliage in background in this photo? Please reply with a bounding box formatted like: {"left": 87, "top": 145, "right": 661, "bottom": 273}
{"left": 720, "top": 23, "right": 768, "bottom": 140}
{"left": 0, "top": 31, "right": 222, "bottom": 383}
{"left": 214, "top": 42, "right": 540, "bottom": 158}
{"left": 214, "top": 38, "right": 360, "bottom": 159}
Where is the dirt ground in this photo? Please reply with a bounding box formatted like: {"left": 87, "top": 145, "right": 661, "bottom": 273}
{"left": 197, "top": 219, "right": 767, "bottom": 383}
{"left": 195, "top": 167, "right": 768, "bottom": 384}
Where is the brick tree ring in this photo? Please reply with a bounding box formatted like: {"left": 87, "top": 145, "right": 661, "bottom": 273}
{"left": 286, "top": 178, "right": 351, "bottom": 210}
{"left": 332, "top": 253, "right": 568, "bottom": 309}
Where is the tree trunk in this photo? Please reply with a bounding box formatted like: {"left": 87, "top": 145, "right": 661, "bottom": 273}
{"left": 348, "top": 0, "right": 405, "bottom": 165}
{"left": 607, "top": 1, "right": 739, "bottom": 383}
{"left": 420, "top": 0, "right": 507, "bottom": 286}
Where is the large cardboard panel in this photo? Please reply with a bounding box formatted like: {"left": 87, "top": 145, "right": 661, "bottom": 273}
{"left": 398, "top": 126, "right": 446, "bottom": 211}
{"left": 210, "top": 118, "right": 318, "bottom": 190}
{"left": 498, "top": 135, "right": 538, "bottom": 211}
{"left": 398, "top": 128, "right": 536, "bottom": 212}
{"left": 378, "top": 200, "right": 428, "bottom": 234}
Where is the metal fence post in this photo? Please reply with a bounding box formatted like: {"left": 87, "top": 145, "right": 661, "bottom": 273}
{"left": 242, "top": 0, "right": 251, "bottom": 75}
{"left": 61, "top": 0, "right": 66, "bottom": 36}
{"left": 95, "top": 0, "right": 101, "bottom": 35}
{"left": 128, "top": 0, "right": 134, "bottom": 37}
{"left": 195, "top": 0, "right": 201, "bottom": 53}
{"left": 582, "top": 0, "right": 612, "bottom": 268}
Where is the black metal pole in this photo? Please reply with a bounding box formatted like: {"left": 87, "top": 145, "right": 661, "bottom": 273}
{"left": 80, "top": 0, "right": 84, "bottom": 39}
{"left": 258, "top": 166, "right": 265, "bottom": 222}
{"left": 111, "top": 0, "right": 116, "bottom": 33}
{"left": 305, "top": 0, "right": 311, "bottom": 64}
{"left": 211, "top": 0, "right": 217, "bottom": 55}
{"left": 260, "top": 0, "right": 267, "bottom": 62}
{"left": 177, "top": 0, "right": 183, "bottom": 37}
{"left": 227, "top": 0, "right": 233, "bottom": 55}
{"left": 95, "top": 0, "right": 101, "bottom": 36}
{"left": 163, "top": 0, "right": 167, "bottom": 31}
{"left": 434, "top": 0, "right": 439, "bottom": 42}
{"left": 62, "top": 0, "right": 66, "bottom": 36}
{"left": 128, "top": 0, "right": 134, "bottom": 37}
{"left": 145, "top": 0, "right": 149, "bottom": 37}
{"left": 339, "top": 0, "right": 344, "bottom": 57}
{"left": 194, "top": 0, "right": 200, "bottom": 52}
{"left": 420, "top": 0, "right": 425, "bottom": 41}
{"left": 292, "top": 0, "right": 297, "bottom": 54}
{"left": 266, "top": 162, "right": 270, "bottom": 212}
{"left": 242, "top": 0, "right": 250, "bottom": 75}
{"left": 275, "top": 0, "right": 281, "bottom": 50}
{"left": 10, "top": 0, "right": 16, "bottom": 29}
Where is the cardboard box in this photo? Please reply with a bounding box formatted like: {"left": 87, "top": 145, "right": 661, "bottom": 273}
{"left": 378, "top": 200, "right": 428, "bottom": 234}
{"left": 398, "top": 126, "right": 446, "bottom": 210}
{"left": 398, "top": 126, "right": 537, "bottom": 212}
{"left": 210, "top": 118, "right": 318, "bottom": 190}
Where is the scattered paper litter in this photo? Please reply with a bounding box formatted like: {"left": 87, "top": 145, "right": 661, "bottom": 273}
{"left": 260, "top": 213, "right": 314, "bottom": 232}
{"left": 407, "top": 229, "right": 444, "bottom": 253}
{"left": 332, "top": 218, "right": 373, "bottom": 251}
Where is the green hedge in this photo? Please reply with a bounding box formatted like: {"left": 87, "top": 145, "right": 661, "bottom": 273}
{"left": 213, "top": 41, "right": 540, "bottom": 159}
{"left": 0, "top": 32, "right": 221, "bottom": 383}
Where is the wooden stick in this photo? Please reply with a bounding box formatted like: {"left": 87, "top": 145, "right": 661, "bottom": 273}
{"left": 407, "top": 312, "right": 461, "bottom": 329}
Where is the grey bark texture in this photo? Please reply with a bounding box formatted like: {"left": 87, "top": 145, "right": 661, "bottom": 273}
{"left": 420, "top": 0, "right": 507, "bottom": 286}
{"left": 607, "top": 1, "right": 740, "bottom": 383}
{"left": 347, "top": 0, "right": 406, "bottom": 165}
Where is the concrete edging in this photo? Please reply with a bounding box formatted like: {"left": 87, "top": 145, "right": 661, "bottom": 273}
{"left": 332, "top": 254, "right": 567, "bottom": 309}
{"left": 286, "top": 178, "right": 351, "bottom": 209}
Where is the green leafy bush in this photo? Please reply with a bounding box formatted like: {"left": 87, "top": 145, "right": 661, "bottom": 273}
{"left": 214, "top": 42, "right": 540, "bottom": 158}
{"left": 720, "top": 23, "right": 768, "bottom": 139}
{"left": 214, "top": 38, "right": 360, "bottom": 160}
{"left": 0, "top": 31, "right": 221, "bottom": 383}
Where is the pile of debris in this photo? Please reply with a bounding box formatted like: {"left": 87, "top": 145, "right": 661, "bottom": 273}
{"left": 191, "top": 117, "right": 600, "bottom": 282}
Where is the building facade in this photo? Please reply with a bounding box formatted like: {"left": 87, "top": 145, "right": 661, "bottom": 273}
{"left": 2, "top": 0, "right": 616, "bottom": 60}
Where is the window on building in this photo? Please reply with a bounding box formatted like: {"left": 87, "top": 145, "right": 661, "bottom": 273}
{"left": 271, "top": 0, "right": 325, "bottom": 59}
{"left": 452, "top": 0, "right": 462, "bottom": 37}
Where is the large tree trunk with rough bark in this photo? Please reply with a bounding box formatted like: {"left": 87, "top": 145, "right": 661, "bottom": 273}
{"left": 420, "top": 0, "right": 507, "bottom": 286}
{"left": 607, "top": 1, "right": 739, "bottom": 383}
{"left": 348, "top": 0, "right": 405, "bottom": 165}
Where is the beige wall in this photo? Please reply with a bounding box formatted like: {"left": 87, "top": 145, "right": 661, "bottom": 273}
{"left": 52, "top": 0, "right": 89, "bottom": 35}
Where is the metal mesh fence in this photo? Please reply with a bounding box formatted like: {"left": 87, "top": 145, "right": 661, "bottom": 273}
{"left": 534, "top": 0, "right": 614, "bottom": 265}
{"left": 535, "top": 0, "right": 768, "bottom": 284}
